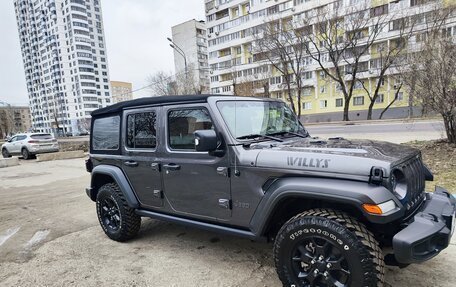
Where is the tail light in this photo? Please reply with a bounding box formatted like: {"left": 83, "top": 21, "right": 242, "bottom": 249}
{"left": 28, "top": 140, "right": 39, "bottom": 144}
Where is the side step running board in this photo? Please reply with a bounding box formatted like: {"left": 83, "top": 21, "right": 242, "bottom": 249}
{"left": 135, "top": 209, "right": 264, "bottom": 241}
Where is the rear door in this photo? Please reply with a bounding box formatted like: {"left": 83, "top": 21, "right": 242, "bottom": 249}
{"left": 121, "top": 108, "right": 163, "bottom": 208}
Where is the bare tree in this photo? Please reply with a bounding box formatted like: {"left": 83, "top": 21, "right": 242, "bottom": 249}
{"left": 399, "top": 3, "right": 456, "bottom": 142}
{"left": 0, "top": 107, "right": 14, "bottom": 138}
{"left": 295, "top": 1, "right": 394, "bottom": 121}
{"left": 146, "top": 71, "right": 178, "bottom": 96}
{"left": 253, "top": 17, "right": 308, "bottom": 117}
{"left": 147, "top": 64, "right": 204, "bottom": 96}
{"left": 361, "top": 16, "right": 416, "bottom": 120}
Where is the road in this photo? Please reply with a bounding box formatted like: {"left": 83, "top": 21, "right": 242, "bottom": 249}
{"left": 0, "top": 158, "right": 455, "bottom": 286}
{"left": 306, "top": 120, "right": 446, "bottom": 143}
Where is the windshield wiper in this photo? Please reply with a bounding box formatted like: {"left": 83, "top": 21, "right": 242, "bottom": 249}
{"left": 236, "top": 134, "right": 283, "bottom": 142}
{"left": 266, "top": 131, "right": 309, "bottom": 138}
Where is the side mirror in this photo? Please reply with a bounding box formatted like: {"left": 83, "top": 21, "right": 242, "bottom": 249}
{"left": 194, "top": 130, "right": 218, "bottom": 152}
{"left": 6, "top": 137, "right": 11, "bottom": 142}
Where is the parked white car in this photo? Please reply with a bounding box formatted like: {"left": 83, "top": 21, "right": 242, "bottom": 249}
{"left": 1, "top": 133, "right": 59, "bottom": 160}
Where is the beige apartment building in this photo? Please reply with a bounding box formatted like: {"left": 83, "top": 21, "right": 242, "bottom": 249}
{"left": 0, "top": 104, "right": 32, "bottom": 136}
{"left": 204, "top": 0, "right": 455, "bottom": 121}
{"left": 111, "top": 81, "right": 133, "bottom": 104}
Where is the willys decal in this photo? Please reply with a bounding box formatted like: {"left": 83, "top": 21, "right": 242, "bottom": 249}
{"left": 287, "top": 156, "right": 331, "bottom": 169}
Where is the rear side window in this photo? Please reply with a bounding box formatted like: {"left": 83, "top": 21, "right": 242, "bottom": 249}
{"left": 168, "top": 108, "right": 213, "bottom": 150}
{"left": 92, "top": 116, "right": 120, "bottom": 150}
{"left": 31, "top": 134, "right": 53, "bottom": 140}
{"left": 127, "top": 112, "right": 157, "bottom": 149}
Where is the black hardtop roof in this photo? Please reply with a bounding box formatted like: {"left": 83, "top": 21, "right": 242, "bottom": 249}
{"left": 91, "top": 95, "right": 214, "bottom": 117}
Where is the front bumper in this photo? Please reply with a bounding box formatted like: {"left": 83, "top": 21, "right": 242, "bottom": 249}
{"left": 393, "top": 187, "right": 456, "bottom": 264}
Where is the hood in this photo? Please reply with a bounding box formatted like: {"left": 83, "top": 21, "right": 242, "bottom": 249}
{"left": 250, "top": 137, "right": 420, "bottom": 178}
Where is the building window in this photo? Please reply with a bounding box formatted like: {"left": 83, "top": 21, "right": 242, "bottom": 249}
{"left": 375, "top": 94, "right": 384, "bottom": 103}
{"left": 303, "top": 102, "right": 312, "bottom": 110}
{"left": 397, "top": 92, "right": 404, "bottom": 101}
{"left": 353, "top": 96, "right": 364, "bottom": 106}
{"left": 320, "top": 100, "right": 328, "bottom": 109}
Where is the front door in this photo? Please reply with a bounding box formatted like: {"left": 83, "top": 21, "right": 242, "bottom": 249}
{"left": 162, "top": 105, "right": 231, "bottom": 221}
{"left": 121, "top": 108, "right": 163, "bottom": 208}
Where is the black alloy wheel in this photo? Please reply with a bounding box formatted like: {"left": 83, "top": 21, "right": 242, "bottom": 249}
{"left": 291, "top": 236, "right": 351, "bottom": 286}
{"left": 100, "top": 197, "right": 121, "bottom": 232}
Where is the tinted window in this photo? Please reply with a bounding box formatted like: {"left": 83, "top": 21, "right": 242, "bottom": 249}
{"left": 92, "top": 116, "right": 120, "bottom": 150}
{"left": 31, "top": 134, "right": 53, "bottom": 140}
{"left": 17, "top": 135, "right": 27, "bottom": 141}
{"left": 168, "top": 108, "right": 213, "bottom": 150}
{"left": 127, "top": 112, "right": 157, "bottom": 149}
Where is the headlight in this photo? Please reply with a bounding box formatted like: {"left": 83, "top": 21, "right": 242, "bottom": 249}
{"left": 391, "top": 169, "right": 408, "bottom": 200}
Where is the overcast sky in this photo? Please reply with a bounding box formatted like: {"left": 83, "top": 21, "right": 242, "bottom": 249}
{"left": 0, "top": 0, "right": 205, "bottom": 105}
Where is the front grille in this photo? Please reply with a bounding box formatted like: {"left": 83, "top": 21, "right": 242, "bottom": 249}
{"left": 401, "top": 155, "right": 426, "bottom": 212}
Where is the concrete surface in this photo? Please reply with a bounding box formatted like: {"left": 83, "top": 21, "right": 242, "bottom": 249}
{"left": 307, "top": 120, "right": 446, "bottom": 144}
{"left": 0, "top": 158, "right": 455, "bottom": 286}
{"left": 36, "top": 150, "right": 85, "bottom": 162}
{"left": 0, "top": 157, "right": 19, "bottom": 168}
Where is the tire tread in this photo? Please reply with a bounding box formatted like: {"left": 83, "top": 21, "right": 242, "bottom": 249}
{"left": 274, "top": 208, "right": 385, "bottom": 287}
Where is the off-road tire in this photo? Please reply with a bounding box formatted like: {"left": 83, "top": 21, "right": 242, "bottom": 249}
{"left": 2, "top": 148, "right": 11, "bottom": 158}
{"left": 21, "top": 148, "right": 31, "bottom": 160}
{"left": 96, "top": 183, "right": 141, "bottom": 242}
{"left": 274, "top": 208, "right": 384, "bottom": 287}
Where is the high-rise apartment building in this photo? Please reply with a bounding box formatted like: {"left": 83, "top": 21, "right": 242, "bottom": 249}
{"left": 205, "top": 0, "right": 455, "bottom": 121}
{"left": 171, "top": 19, "right": 210, "bottom": 93}
{"left": 111, "top": 81, "right": 133, "bottom": 103}
{"left": 14, "top": 0, "right": 112, "bottom": 134}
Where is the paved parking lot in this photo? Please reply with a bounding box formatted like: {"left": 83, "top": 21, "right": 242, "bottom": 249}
{"left": 1, "top": 158, "right": 455, "bottom": 286}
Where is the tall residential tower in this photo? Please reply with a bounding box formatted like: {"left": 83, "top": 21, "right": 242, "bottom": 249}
{"left": 171, "top": 19, "right": 210, "bottom": 94}
{"left": 14, "top": 0, "right": 112, "bottom": 134}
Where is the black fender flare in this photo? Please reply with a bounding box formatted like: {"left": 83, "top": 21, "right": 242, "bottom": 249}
{"left": 249, "top": 177, "right": 404, "bottom": 236}
{"left": 90, "top": 165, "right": 139, "bottom": 208}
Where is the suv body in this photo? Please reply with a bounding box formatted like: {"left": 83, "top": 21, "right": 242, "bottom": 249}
{"left": 1, "top": 132, "right": 59, "bottom": 159}
{"left": 86, "top": 95, "right": 455, "bottom": 286}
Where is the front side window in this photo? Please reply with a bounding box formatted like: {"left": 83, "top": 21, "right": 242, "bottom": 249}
{"left": 217, "top": 101, "right": 307, "bottom": 139}
{"left": 168, "top": 108, "right": 213, "bottom": 150}
{"left": 127, "top": 112, "right": 157, "bottom": 149}
{"left": 92, "top": 116, "right": 120, "bottom": 150}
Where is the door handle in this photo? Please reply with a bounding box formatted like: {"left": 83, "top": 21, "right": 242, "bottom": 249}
{"left": 163, "top": 163, "right": 181, "bottom": 171}
{"left": 124, "top": 161, "right": 138, "bottom": 167}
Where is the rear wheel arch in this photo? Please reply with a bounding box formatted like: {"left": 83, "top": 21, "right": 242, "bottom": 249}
{"left": 90, "top": 165, "right": 140, "bottom": 208}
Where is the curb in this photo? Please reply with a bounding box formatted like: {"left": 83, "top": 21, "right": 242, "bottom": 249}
{"left": 36, "top": 150, "right": 85, "bottom": 162}
{"left": 0, "top": 157, "right": 20, "bottom": 168}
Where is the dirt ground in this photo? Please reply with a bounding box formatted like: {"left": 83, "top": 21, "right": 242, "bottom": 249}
{"left": 0, "top": 158, "right": 455, "bottom": 287}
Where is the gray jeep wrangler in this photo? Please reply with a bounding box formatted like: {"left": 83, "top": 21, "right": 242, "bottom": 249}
{"left": 86, "top": 95, "right": 455, "bottom": 287}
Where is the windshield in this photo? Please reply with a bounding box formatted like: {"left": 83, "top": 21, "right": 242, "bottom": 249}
{"left": 216, "top": 101, "right": 307, "bottom": 140}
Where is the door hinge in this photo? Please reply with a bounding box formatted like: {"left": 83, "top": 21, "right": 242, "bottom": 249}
{"left": 218, "top": 199, "right": 232, "bottom": 209}
{"left": 150, "top": 162, "right": 161, "bottom": 172}
{"left": 216, "top": 167, "right": 230, "bottom": 177}
{"left": 153, "top": 189, "right": 163, "bottom": 199}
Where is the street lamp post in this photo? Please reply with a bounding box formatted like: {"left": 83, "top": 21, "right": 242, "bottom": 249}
{"left": 167, "top": 37, "right": 188, "bottom": 79}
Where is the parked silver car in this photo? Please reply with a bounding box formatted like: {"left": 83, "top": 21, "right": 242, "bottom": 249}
{"left": 1, "top": 133, "right": 59, "bottom": 160}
